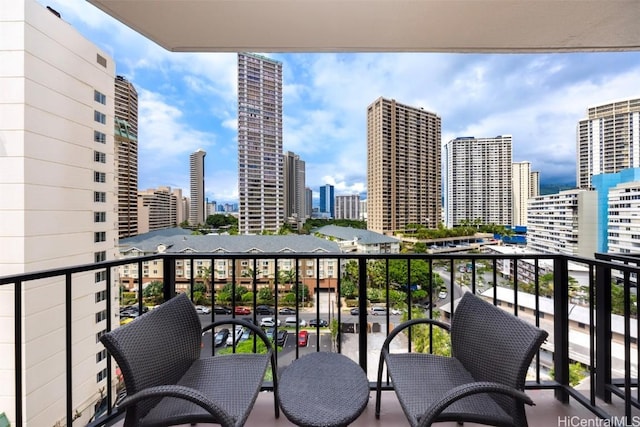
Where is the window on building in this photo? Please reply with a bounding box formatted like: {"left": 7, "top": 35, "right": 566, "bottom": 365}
{"left": 94, "top": 131, "right": 106, "bottom": 143}
{"left": 94, "top": 151, "right": 106, "bottom": 163}
{"left": 94, "top": 231, "right": 106, "bottom": 242}
{"left": 95, "top": 290, "right": 106, "bottom": 303}
{"left": 95, "top": 310, "right": 107, "bottom": 323}
{"left": 96, "top": 368, "right": 107, "bottom": 382}
{"left": 94, "top": 171, "right": 106, "bottom": 183}
{"left": 95, "top": 251, "right": 106, "bottom": 263}
{"left": 94, "top": 192, "right": 106, "bottom": 203}
{"left": 95, "top": 271, "right": 106, "bottom": 282}
{"left": 94, "top": 111, "right": 106, "bottom": 124}
{"left": 94, "top": 90, "right": 106, "bottom": 105}
{"left": 96, "top": 349, "right": 107, "bottom": 363}
{"left": 96, "top": 329, "right": 106, "bottom": 343}
{"left": 94, "top": 211, "right": 106, "bottom": 222}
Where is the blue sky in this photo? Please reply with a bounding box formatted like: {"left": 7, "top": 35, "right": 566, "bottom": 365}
{"left": 41, "top": 1, "right": 640, "bottom": 204}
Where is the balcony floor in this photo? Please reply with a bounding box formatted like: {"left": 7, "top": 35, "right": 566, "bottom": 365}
{"left": 111, "top": 388, "right": 632, "bottom": 426}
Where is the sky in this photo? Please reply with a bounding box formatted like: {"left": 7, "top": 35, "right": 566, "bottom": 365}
{"left": 40, "top": 1, "right": 640, "bottom": 205}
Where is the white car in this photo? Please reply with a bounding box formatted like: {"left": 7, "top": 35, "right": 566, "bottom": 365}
{"left": 195, "top": 305, "right": 211, "bottom": 314}
{"left": 284, "top": 317, "right": 307, "bottom": 327}
{"left": 226, "top": 326, "right": 244, "bottom": 346}
{"left": 438, "top": 291, "right": 448, "bottom": 300}
{"left": 390, "top": 308, "right": 401, "bottom": 315}
{"left": 260, "top": 317, "right": 281, "bottom": 327}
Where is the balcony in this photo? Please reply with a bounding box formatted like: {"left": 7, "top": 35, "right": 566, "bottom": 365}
{"left": 1, "top": 251, "right": 639, "bottom": 426}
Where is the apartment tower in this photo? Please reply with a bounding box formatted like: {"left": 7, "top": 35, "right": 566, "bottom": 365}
{"left": 0, "top": 2, "right": 117, "bottom": 424}
{"left": 319, "top": 184, "right": 335, "bottom": 218}
{"left": 284, "top": 151, "right": 306, "bottom": 220}
{"left": 237, "top": 53, "right": 284, "bottom": 234}
{"left": 512, "top": 161, "right": 539, "bottom": 227}
{"left": 367, "top": 97, "right": 441, "bottom": 233}
{"left": 336, "top": 194, "right": 361, "bottom": 220}
{"left": 305, "top": 187, "right": 313, "bottom": 218}
{"left": 138, "top": 186, "right": 180, "bottom": 233}
{"left": 114, "top": 76, "right": 138, "bottom": 238}
{"left": 189, "top": 149, "right": 206, "bottom": 225}
{"left": 444, "top": 136, "right": 513, "bottom": 228}
{"left": 577, "top": 98, "right": 640, "bottom": 189}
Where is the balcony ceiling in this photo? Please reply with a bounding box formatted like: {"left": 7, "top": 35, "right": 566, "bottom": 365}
{"left": 86, "top": 0, "right": 640, "bottom": 53}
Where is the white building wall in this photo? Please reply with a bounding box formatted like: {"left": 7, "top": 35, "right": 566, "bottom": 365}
{"left": 608, "top": 182, "right": 640, "bottom": 255}
{"left": 527, "top": 190, "right": 597, "bottom": 257}
{"left": 0, "top": 1, "right": 116, "bottom": 424}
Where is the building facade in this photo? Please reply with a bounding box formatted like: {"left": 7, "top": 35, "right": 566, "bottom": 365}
{"left": 284, "top": 151, "right": 306, "bottom": 220}
{"left": 444, "top": 136, "right": 512, "bottom": 228}
{"left": 367, "top": 97, "right": 441, "bottom": 233}
{"left": 512, "top": 161, "right": 539, "bottom": 227}
{"left": 0, "top": 2, "right": 117, "bottom": 424}
{"left": 335, "top": 194, "right": 360, "bottom": 220}
{"left": 237, "top": 53, "right": 284, "bottom": 234}
{"left": 319, "top": 184, "right": 335, "bottom": 218}
{"left": 577, "top": 98, "right": 640, "bottom": 189}
{"left": 526, "top": 189, "right": 598, "bottom": 257}
{"left": 189, "top": 148, "right": 206, "bottom": 225}
{"left": 114, "top": 117, "right": 138, "bottom": 238}
{"left": 137, "top": 186, "right": 181, "bottom": 233}
{"left": 305, "top": 187, "right": 313, "bottom": 218}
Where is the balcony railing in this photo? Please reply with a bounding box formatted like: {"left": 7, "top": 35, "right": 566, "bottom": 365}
{"left": 1, "top": 251, "right": 638, "bottom": 426}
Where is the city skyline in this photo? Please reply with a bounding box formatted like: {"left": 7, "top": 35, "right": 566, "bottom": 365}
{"left": 38, "top": 1, "right": 640, "bottom": 204}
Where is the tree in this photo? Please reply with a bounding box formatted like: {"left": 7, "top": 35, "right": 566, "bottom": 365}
{"left": 143, "top": 281, "right": 163, "bottom": 305}
{"left": 401, "top": 308, "right": 451, "bottom": 356}
{"left": 258, "top": 287, "right": 274, "bottom": 304}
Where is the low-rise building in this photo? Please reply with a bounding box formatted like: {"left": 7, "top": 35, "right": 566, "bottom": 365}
{"left": 312, "top": 225, "right": 400, "bottom": 253}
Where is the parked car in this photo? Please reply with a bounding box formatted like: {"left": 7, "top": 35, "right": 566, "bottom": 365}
{"left": 226, "top": 326, "right": 244, "bottom": 346}
{"left": 438, "top": 290, "right": 448, "bottom": 300}
{"left": 298, "top": 330, "right": 309, "bottom": 347}
{"left": 350, "top": 307, "right": 359, "bottom": 315}
{"left": 256, "top": 305, "right": 274, "bottom": 315}
{"left": 120, "top": 305, "right": 149, "bottom": 318}
{"left": 195, "top": 305, "right": 211, "bottom": 315}
{"left": 234, "top": 306, "right": 251, "bottom": 315}
{"left": 213, "top": 305, "right": 232, "bottom": 314}
{"left": 260, "top": 317, "right": 281, "bottom": 327}
{"left": 279, "top": 307, "right": 296, "bottom": 315}
{"left": 275, "top": 329, "right": 288, "bottom": 346}
{"left": 264, "top": 327, "right": 275, "bottom": 340}
{"left": 240, "top": 328, "right": 252, "bottom": 341}
{"left": 390, "top": 308, "right": 401, "bottom": 315}
{"left": 214, "top": 328, "right": 230, "bottom": 347}
{"left": 309, "top": 318, "right": 328, "bottom": 327}
{"left": 285, "top": 317, "right": 307, "bottom": 327}
{"left": 371, "top": 306, "right": 387, "bottom": 315}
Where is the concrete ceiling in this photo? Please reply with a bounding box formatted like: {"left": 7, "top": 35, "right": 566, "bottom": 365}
{"left": 86, "top": 0, "right": 640, "bottom": 53}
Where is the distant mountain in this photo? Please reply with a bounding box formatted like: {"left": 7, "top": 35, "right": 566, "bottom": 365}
{"left": 539, "top": 183, "right": 576, "bottom": 195}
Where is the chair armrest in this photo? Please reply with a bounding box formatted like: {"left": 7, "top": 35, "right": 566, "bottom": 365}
{"left": 202, "top": 319, "right": 274, "bottom": 352}
{"left": 119, "top": 384, "right": 235, "bottom": 427}
{"left": 417, "top": 381, "right": 534, "bottom": 427}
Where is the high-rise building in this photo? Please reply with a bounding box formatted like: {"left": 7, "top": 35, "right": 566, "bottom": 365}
{"left": 284, "top": 151, "right": 306, "bottom": 219}
{"left": 512, "top": 161, "right": 539, "bottom": 227}
{"left": 444, "top": 136, "right": 512, "bottom": 228}
{"left": 577, "top": 98, "right": 640, "bottom": 189}
{"left": 336, "top": 194, "right": 360, "bottom": 220}
{"left": 367, "top": 97, "right": 441, "bottom": 233}
{"left": 305, "top": 187, "right": 313, "bottom": 218}
{"left": 0, "top": 1, "right": 117, "bottom": 424}
{"left": 137, "top": 187, "right": 180, "bottom": 233}
{"left": 114, "top": 76, "right": 138, "bottom": 238}
{"left": 319, "top": 184, "right": 335, "bottom": 218}
{"left": 189, "top": 149, "right": 206, "bottom": 225}
{"left": 237, "top": 53, "right": 284, "bottom": 234}
{"left": 527, "top": 189, "right": 597, "bottom": 257}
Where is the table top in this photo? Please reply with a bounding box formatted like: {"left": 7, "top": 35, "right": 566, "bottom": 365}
{"left": 277, "top": 351, "right": 370, "bottom": 427}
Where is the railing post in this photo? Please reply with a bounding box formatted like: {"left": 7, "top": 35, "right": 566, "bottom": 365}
{"left": 358, "top": 257, "right": 367, "bottom": 372}
{"left": 594, "top": 255, "right": 612, "bottom": 403}
{"left": 553, "top": 256, "right": 569, "bottom": 403}
{"left": 163, "top": 256, "right": 176, "bottom": 301}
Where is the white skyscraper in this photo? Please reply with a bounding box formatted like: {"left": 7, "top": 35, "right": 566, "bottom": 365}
{"left": 0, "top": 1, "right": 116, "bottom": 424}
{"left": 237, "top": 53, "right": 284, "bottom": 234}
{"left": 444, "top": 136, "right": 513, "bottom": 228}
{"left": 577, "top": 98, "right": 640, "bottom": 189}
{"left": 512, "top": 161, "right": 539, "bottom": 227}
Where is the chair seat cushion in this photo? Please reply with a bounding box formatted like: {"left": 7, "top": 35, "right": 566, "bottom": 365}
{"left": 140, "top": 353, "right": 271, "bottom": 427}
{"left": 385, "top": 353, "right": 514, "bottom": 426}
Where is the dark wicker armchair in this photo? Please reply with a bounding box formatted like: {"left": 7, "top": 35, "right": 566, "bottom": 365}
{"left": 100, "top": 293, "right": 279, "bottom": 427}
{"left": 376, "top": 292, "right": 548, "bottom": 427}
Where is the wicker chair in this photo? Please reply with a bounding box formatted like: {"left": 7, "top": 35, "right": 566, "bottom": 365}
{"left": 375, "top": 292, "right": 548, "bottom": 427}
{"left": 100, "top": 293, "right": 279, "bottom": 427}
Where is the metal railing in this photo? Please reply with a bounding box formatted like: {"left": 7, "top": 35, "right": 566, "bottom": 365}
{"left": 1, "top": 251, "right": 638, "bottom": 426}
